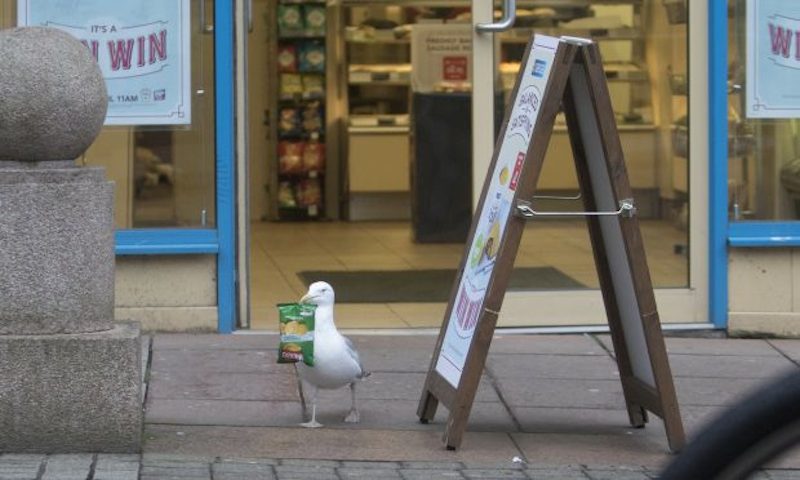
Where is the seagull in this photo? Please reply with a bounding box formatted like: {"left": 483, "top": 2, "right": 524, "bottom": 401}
{"left": 296, "top": 281, "right": 369, "bottom": 428}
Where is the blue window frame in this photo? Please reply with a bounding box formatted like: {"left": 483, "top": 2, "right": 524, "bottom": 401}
{"left": 114, "top": 0, "right": 236, "bottom": 333}
{"left": 711, "top": 1, "right": 800, "bottom": 329}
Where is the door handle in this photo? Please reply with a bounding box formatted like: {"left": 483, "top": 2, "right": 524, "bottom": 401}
{"left": 476, "top": 0, "right": 516, "bottom": 33}
{"left": 199, "top": 0, "right": 214, "bottom": 34}
{"left": 246, "top": 0, "right": 253, "bottom": 32}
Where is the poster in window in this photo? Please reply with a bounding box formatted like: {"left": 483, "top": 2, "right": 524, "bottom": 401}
{"left": 746, "top": 0, "right": 800, "bottom": 118}
{"left": 18, "top": 0, "right": 191, "bottom": 125}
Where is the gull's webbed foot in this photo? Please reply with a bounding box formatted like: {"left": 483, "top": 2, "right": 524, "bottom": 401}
{"left": 300, "top": 420, "right": 324, "bottom": 428}
{"left": 344, "top": 409, "right": 360, "bottom": 423}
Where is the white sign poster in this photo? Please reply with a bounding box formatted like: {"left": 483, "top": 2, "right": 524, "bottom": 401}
{"left": 411, "top": 24, "right": 473, "bottom": 93}
{"left": 746, "top": 0, "right": 800, "bottom": 118}
{"left": 18, "top": 0, "right": 192, "bottom": 125}
{"left": 435, "top": 35, "right": 559, "bottom": 388}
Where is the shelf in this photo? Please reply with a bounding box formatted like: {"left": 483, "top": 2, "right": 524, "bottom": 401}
{"left": 501, "top": 26, "right": 642, "bottom": 43}
{"left": 278, "top": 33, "right": 326, "bottom": 41}
{"left": 349, "top": 77, "right": 410, "bottom": 86}
{"left": 350, "top": 114, "right": 410, "bottom": 128}
{"left": 278, "top": 170, "right": 324, "bottom": 180}
{"left": 605, "top": 64, "right": 649, "bottom": 82}
{"left": 349, "top": 64, "right": 411, "bottom": 84}
{"left": 349, "top": 125, "right": 410, "bottom": 134}
{"left": 345, "top": 36, "right": 410, "bottom": 45}
{"left": 277, "top": 205, "right": 323, "bottom": 220}
{"left": 278, "top": 132, "right": 325, "bottom": 141}
{"left": 278, "top": 93, "right": 325, "bottom": 102}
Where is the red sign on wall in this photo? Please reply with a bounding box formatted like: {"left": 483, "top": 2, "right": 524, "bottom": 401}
{"left": 443, "top": 56, "right": 468, "bottom": 81}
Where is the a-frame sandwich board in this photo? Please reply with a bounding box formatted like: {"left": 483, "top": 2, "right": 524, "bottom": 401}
{"left": 417, "top": 35, "right": 686, "bottom": 453}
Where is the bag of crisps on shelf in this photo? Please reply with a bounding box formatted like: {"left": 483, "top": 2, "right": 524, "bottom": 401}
{"left": 277, "top": 303, "right": 315, "bottom": 366}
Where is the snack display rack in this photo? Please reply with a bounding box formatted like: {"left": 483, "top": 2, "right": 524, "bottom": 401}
{"left": 272, "top": 0, "right": 329, "bottom": 220}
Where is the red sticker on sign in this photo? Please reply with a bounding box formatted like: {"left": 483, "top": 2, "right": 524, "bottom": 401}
{"left": 443, "top": 56, "right": 468, "bottom": 81}
{"left": 509, "top": 152, "right": 525, "bottom": 190}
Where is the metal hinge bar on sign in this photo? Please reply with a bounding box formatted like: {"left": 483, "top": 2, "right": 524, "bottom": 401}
{"left": 515, "top": 198, "right": 636, "bottom": 219}
{"left": 532, "top": 193, "right": 583, "bottom": 201}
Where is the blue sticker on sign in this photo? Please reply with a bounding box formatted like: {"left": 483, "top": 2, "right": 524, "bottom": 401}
{"left": 532, "top": 59, "right": 547, "bottom": 78}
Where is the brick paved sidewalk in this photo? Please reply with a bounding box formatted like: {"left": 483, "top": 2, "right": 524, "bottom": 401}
{"left": 0, "top": 453, "right": 663, "bottom": 479}
{"left": 3, "top": 454, "right": 798, "bottom": 480}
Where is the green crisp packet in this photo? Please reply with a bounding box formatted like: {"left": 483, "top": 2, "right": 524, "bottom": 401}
{"left": 277, "top": 303, "right": 315, "bottom": 366}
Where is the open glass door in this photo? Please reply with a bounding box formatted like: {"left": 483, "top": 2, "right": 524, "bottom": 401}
{"left": 470, "top": 0, "right": 710, "bottom": 328}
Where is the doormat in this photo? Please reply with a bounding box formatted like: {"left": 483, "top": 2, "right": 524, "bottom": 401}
{"left": 297, "top": 267, "right": 585, "bottom": 303}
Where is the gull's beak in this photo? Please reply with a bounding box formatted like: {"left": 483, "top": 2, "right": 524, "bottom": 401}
{"left": 299, "top": 292, "right": 315, "bottom": 304}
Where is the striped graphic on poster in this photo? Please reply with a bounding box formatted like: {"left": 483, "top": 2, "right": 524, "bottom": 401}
{"left": 435, "top": 35, "right": 559, "bottom": 388}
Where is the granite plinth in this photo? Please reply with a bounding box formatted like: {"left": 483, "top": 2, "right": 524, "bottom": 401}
{"left": 0, "top": 323, "right": 142, "bottom": 453}
{"left": 0, "top": 166, "right": 114, "bottom": 334}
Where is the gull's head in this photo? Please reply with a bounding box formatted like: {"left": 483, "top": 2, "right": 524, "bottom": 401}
{"left": 300, "top": 281, "right": 335, "bottom": 307}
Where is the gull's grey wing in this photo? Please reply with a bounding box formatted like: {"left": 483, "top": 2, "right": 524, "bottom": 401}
{"left": 344, "top": 336, "right": 370, "bottom": 378}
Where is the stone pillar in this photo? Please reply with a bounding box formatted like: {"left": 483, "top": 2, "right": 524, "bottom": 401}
{"left": 0, "top": 27, "right": 142, "bottom": 452}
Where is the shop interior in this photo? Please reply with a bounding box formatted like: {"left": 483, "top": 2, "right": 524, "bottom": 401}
{"left": 246, "top": 0, "right": 692, "bottom": 330}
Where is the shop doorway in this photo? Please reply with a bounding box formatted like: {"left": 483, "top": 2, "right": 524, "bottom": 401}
{"left": 239, "top": 0, "right": 703, "bottom": 332}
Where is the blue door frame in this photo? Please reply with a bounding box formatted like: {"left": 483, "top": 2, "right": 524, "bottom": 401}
{"left": 709, "top": 0, "right": 728, "bottom": 329}
{"left": 114, "top": 0, "right": 237, "bottom": 333}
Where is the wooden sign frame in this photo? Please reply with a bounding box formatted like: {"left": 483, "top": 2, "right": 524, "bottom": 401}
{"left": 417, "top": 35, "right": 686, "bottom": 453}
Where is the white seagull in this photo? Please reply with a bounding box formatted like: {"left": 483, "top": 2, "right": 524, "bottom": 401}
{"left": 296, "top": 281, "right": 369, "bottom": 428}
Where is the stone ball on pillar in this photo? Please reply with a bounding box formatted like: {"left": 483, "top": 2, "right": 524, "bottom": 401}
{"left": 0, "top": 26, "right": 108, "bottom": 162}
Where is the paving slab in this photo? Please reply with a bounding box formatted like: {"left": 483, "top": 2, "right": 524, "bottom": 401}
{"left": 595, "top": 335, "right": 779, "bottom": 356}
{"left": 144, "top": 425, "right": 523, "bottom": 463}
{"left": 153, "top": 333, "right": 279, "bottom": 350}
{"left": 310, "top": 372, "right": 500, "bottom": 403}
{"left": 151, "top": 348, "right": 285, "bottom": 374}
{"left": 399, "top": 470, "right": 466, "bottom": 479}
{"left": 769, "top": 340, "right": 800, "bottom": 363}
{"left": 41, "top": 454, "right": 93, "bottom": 480}
{"left": 582, "top": 467, "right": 651, "bottom": 480}
{"left": 674, "top": 376, "right": 773, "bottom": 406}
{"left": 460, "top": 468, "right": 528, "bottom": 479}
{"left": 510, "top": 407, "right": 646, "bottom": 435}
{"left": 486, "top": 354, "right": 620, "bottom": 380}
{"left": 353, "top": 347, "right": 434, "bottom": 374}
{"left": 673, "top": 405, "right": 728, "bottom": 438}
{"left": 146, "top": 399, "right": 303, "bottom": 427}
{"left": 491, "top": 334, "right": 605, "bottom": 356}
{"left": 338, "top": 467, "right": 402, "bottom": 479}
{"left": 148, "top": 398, "right": 515, "bottom": 432}
{"left": 523, "top": 464, "right": 587, "bottom": 479}
{"left": 147, "top": 371, "right": 299, "bottom": 402}
{"left": 668, "top": 354, "right": 796, "bottom": 379}
{"left": 212, "top": 460, "right": 276, "bottom": 480}
{"left": 94, "top": 454, "right": 140, "bottom": 480}
{"left": 0, "top": 454, "right": 43, "bottom": 480}
{"left": 512, "top": 432, "right": 670, "bottom": 467}
{"left": 274, "top": 465, "right": 338, "bottom": 480}
{"left": 494, "top": 377, "right": 625, "bottom": 409}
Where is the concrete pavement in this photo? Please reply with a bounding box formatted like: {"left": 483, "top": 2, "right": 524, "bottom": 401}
{"left": 4, "top": 333, "right": 800, "bottom": 478}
